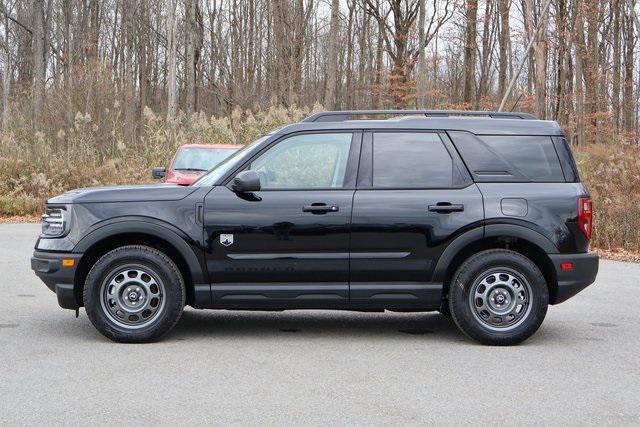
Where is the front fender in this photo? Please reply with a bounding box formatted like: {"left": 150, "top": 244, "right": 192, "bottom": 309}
{"left": 73, "top": 217, "right": 206, "bottom": 284}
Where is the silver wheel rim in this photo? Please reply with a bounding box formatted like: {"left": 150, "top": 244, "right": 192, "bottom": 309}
{"left": 469, "top": 268, "right": 532, "bottom": 331}
{"left": 100, "top": 265, "right": 166, "bottom": 329}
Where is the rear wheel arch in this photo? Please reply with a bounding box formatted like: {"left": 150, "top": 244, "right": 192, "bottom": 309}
{"left": 73, "top": 221, "right": 206, "bottom": 308}
{"left": 435, "top": 227, "right": 558, "bottom": 304}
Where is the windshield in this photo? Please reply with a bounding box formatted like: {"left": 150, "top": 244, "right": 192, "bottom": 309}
{"left": 193, "top": 136, "right": 270, "bottom": 186}
{"left": 172, "top": 147, "right": 239, "bottom": 171}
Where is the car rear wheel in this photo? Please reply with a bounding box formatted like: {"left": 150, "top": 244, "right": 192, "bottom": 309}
{"left": 448, "top": 249, "right": 549, "bottom": 345}
{"left": 84, "top": 245, "right": 185, "bottom": 343}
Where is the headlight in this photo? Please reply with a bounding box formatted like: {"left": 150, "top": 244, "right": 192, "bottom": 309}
{"left": 41, "top": 206, "right": 68, "bottom": 237}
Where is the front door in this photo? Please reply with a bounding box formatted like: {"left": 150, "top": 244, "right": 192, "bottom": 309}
{"left": 350, "top": 131, "right": 484, "bottom": 308}
{"left": 203, "top": 131, "right": 361, "bottom": 308}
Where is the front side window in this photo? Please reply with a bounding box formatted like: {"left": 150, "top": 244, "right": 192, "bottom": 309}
{"left": 249, "top": 133, "right": 353, "bottom": 189}
{"left": 372, "top": 132, "right": 453, "bottom": 188}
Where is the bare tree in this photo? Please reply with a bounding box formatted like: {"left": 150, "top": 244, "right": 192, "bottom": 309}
{"left": 184, "top": 0, "right": 196, "bottom": 115}
{"left": 497, "top": 0, "right": 510, "bottom": 100}
{"left": 462, "top": 0, "right": 478, "bottom": 105}
{"left": 166, "top": 0, "right": 178, "bottom": 124}
{"left": 324, "top": 0, "right": 340, "bottom": 110}
{"left": 0, "top": 0, "right": 638, "bottom": 146}
{"left": 1, "top": 1, "right": 11, "bottom": 129}
{"left": 32, "top": 0, "right": 45, "bottom": 130}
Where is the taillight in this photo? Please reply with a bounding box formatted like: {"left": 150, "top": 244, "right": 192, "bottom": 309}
{"left": 578, "top": 197, "right": 593, "bottom": 240}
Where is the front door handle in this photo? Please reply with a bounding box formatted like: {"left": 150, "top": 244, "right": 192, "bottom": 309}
{"left": 303, "top": 204, "right": 339, "bottom": 214}
{"left": 428, "top": 203, "right": 464, "bottom": 213}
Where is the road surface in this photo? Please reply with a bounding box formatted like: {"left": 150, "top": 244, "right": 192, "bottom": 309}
{"left": 1, "top": 224, "right": 638, "bottom": 425}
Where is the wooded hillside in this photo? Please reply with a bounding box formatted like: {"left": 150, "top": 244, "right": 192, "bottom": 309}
{"left": 1, "top": 0, "right": 640, "bottom": 253}
{"left": 2, "top": 0, "right": 640, "bottom": 144}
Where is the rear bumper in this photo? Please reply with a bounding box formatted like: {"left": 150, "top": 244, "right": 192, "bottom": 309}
{"left": 31, "top": 251, "right": 83, "bottom": 309}
{"left": 549, "top": 252, "right": 599, "bottom": 304}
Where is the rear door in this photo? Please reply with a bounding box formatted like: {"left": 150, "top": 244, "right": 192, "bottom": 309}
{"left": 349, "top": 131, "right": 484, "bottom": 308}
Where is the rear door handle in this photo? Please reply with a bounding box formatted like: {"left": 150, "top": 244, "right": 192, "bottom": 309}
{"left": 428, "top": 203, "right": 464, "bottom": 213}
{"left": 303, "top": 204, "right": 339, "bottom": 214}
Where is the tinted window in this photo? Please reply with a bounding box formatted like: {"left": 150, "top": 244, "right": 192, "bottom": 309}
{"left": 250, "top": 133, "right": 353, "bottom": 189}
{"left": 480, "top": 136, "right": 564, "bottom": 182}
{"left": 372, "top": 133, "right": 453, "bottom": 188}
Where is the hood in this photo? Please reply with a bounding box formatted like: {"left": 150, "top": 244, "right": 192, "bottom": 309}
{"left": 164, "top": 170, "right": 204, "bottom": 186}
{"left": 48, "top": 184, "right": 199, "bottom": 204}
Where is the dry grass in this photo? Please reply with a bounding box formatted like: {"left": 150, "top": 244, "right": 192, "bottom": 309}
{"left": 574, "top": 143, "right": 640, "bottom": 252}
{"left": 1, "top": 104, "right": 639, "bottom": 253}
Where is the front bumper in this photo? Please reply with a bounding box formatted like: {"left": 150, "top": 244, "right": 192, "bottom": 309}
{"left": 31, "top": 250, "right": 83, "bottom": 309}
{"left": 549, "top": 252, "right": 599, "bottom": 304}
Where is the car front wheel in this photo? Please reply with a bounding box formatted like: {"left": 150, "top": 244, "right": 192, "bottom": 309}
{"left": 84, "top": 245, "right": 185, "bottom": 343}
{"left": 448, "top": 249, "right": 549, "bottom": 345}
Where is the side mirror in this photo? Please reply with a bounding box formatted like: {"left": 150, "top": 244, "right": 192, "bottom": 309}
{"left": 152, "top": 167, "right": 166, "bottom": 179}
{"left": 231, "top": 170, "right": 261, "bottom": 193}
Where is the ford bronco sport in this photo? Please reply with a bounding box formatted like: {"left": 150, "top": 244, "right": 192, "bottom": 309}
{"left": 31, "top": 110, "right": 599, "bottom": 345}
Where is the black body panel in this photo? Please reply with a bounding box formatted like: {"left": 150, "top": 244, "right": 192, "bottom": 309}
{"left": 478, "top": 182, "right": 590, "bottom": 253}
{"left": 349, "top": 187, "right": 484, "bottom": 291}
{"left": 203, "top": 186, "right": 354, "bottom": 306}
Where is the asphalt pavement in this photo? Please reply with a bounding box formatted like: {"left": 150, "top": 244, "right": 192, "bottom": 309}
{"left": 1, "top": 223, "right": 638, "bottom": 425}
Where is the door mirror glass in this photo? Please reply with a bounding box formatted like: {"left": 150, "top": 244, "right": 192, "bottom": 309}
{"left": 231, "top": 170, "right": 261, "bottom": 193}
{"left": 152, "top": 167, "right": 166, "bottom": 179}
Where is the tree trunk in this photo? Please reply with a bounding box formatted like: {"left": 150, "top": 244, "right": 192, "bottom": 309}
{"left": 525, "top": 0, "right": 548, "bottom": 119}
{"left": 185, "top": 0, "right": 196, "bottom": 116}
{"left": 623, "top": 3, "right": 634, "bottom": 133}
{"left": 612, "top": 0, "right": 621, "bottom": 131}
{"left": 32, "top": 0, "right": 45, "bottom": 131}
{"left": 2, "top": 10, "right": 11, "bottom": 129}
{"left": 373, "top": 3, "right": 384, "bottom": 109}
{"left": 123, "top": 0, "right": 136, "bottom": 142}
{"left": 416, "top": 0, "right": 427, "bottom": 108}
{"left": 462, "top": 0, "right": 478, "bottom": 105}
{"left": 324, "top": 0, "right": 339, "bottom": 110}
{"left": 166, "top": 0, "right": 178, "bottom": 124}
{"left": 497, "top": 0, "right": 510, "bottom": 100}
{"left": 63, "top": 0, "right": 73, "bottom": 128}
{"left": 477, "top": 0, "right": 493, "bottom": 103}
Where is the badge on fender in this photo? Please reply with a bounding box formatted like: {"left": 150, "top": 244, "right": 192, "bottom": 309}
{"left": 220, "top": 234, "right": 234, "bottom": 247}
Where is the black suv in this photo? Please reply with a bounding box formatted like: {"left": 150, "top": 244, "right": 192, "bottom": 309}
{"left": 31, "top": 110, "right": 599, "bottom": 345}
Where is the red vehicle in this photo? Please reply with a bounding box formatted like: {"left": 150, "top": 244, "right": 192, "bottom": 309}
{"left": 152, "top": 143, "right": 242, "bottom": 185}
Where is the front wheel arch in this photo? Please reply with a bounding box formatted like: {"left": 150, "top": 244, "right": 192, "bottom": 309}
{"left": 73, "top": 226, "right": 204, "bottom": 308}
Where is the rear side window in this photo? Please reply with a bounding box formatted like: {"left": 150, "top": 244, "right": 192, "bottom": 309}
{"left": 448, "top": 131, "right": 565, "bottom": 183}
{"left": 480, "top": 136, "right": 563, "bottom": 182}
{"left": 372, "top": 132, "right": 453, "bottom": 188}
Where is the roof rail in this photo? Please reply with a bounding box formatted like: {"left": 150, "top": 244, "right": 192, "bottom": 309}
{"left": 301, "top": 110, "right": 538, "bottom": 122}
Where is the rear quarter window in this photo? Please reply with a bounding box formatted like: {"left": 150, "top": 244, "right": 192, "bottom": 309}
{"left": 479, "top": 136, "right": 564, "bottom": 182}
{"left": 448, "top": 131, "right": 565, "bottom": 183}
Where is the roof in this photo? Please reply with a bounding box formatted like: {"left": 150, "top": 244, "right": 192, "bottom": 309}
{"left": 276, "top": 116, "right": 563, "bottom": 136}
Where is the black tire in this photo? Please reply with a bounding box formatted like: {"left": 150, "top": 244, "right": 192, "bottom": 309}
{"left": 84, "top": 245, "right": 185, "bottom": 343}
{"left": 448, "top": 249, "right": 548, "bottom": 346}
